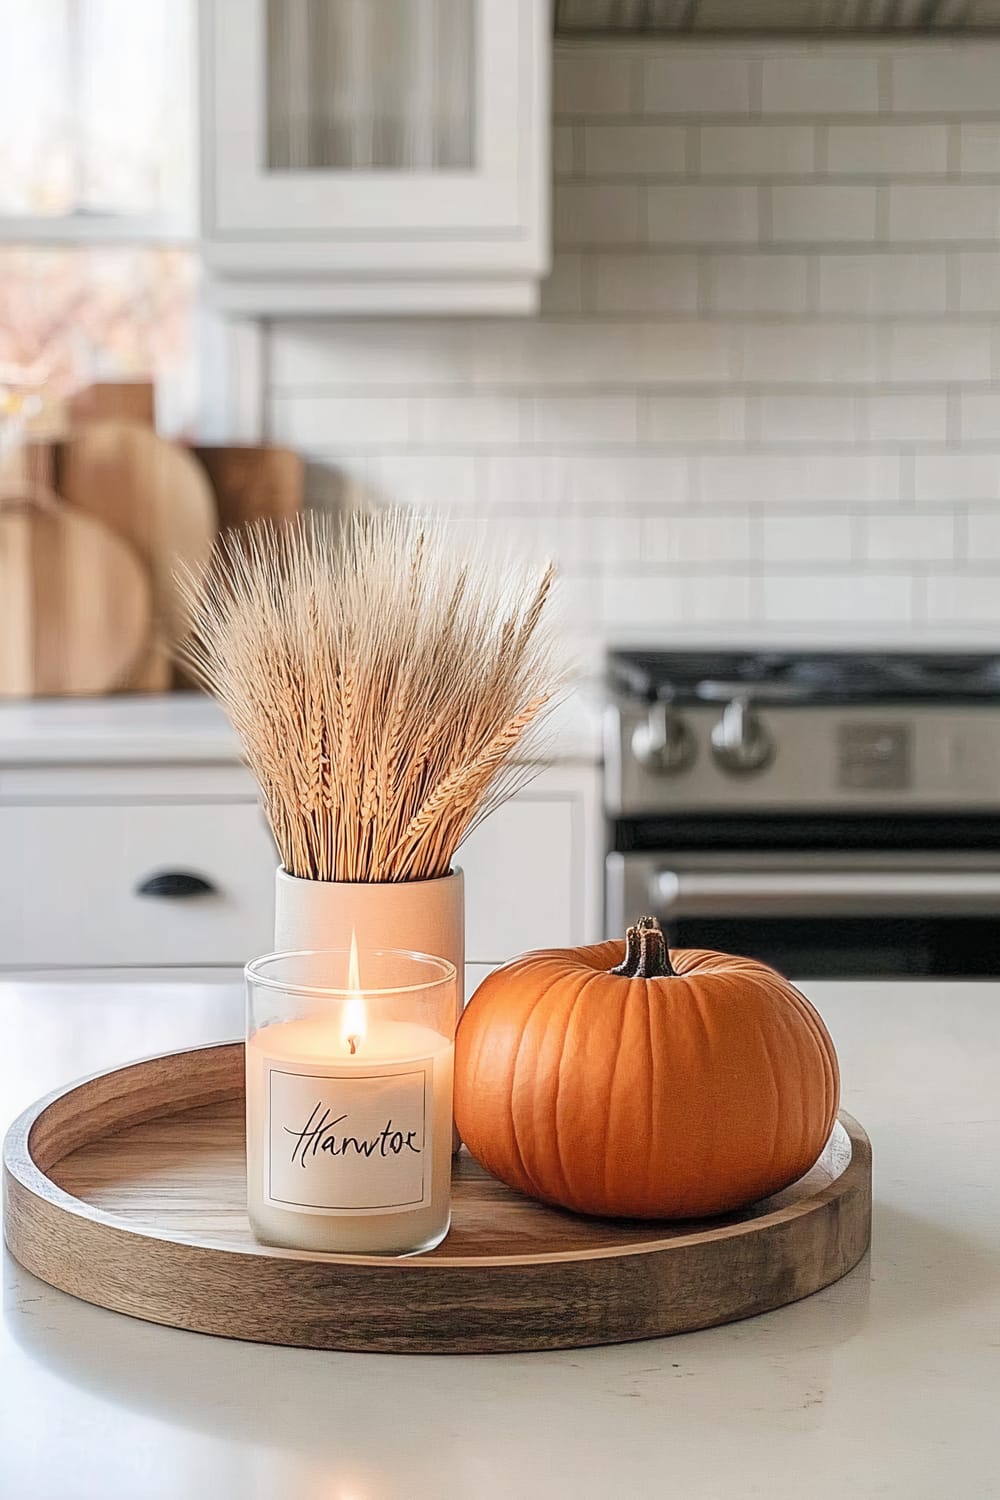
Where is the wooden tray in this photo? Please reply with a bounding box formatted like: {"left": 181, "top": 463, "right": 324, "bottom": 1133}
{"left": 3, "top": 1043, "right": 871, "bottom": 1354}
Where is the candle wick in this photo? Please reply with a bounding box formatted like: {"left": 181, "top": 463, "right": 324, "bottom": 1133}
{"left": 348, "top": 1036, "right": 359, "bottom": 1056}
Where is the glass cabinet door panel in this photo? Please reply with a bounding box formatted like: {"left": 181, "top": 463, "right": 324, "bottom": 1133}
{"left": 266, "top": 0, "right": 474, "bottom": 172}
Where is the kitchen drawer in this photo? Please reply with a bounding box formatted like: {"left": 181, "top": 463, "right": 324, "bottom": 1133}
{"left": 1, "top": 803, "right": 277, "bottom": 968}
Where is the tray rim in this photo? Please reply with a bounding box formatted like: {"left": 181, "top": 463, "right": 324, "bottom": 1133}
{"left": 4, "top": 1037, "right": 869, "bottom": 1271}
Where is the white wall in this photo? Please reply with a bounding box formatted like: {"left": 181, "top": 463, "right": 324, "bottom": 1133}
{"left": 266, "top": 37, "right": 1000, "bottom": 666}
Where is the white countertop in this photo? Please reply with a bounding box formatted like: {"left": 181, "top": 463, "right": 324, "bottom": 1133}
{"left": 3, "top": 976, "right": 999, "bottom": 1500}
{"left": 0, "top": 686, "right": 605, "bottom": 766}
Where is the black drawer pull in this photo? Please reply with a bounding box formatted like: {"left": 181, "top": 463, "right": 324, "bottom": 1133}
{"left": 136, "top": 871, "right": 217, "bottom": 900}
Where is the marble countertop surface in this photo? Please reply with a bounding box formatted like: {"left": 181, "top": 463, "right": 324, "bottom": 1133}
{"left": 0, "top": 685, "right": 605, "bottom": 766}
{"left": 2, "top": 975, "right": 999, "bottom": 1500}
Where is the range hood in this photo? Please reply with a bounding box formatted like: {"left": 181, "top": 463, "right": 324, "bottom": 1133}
{"left": 554, "top": 0, "right": 1000, "bottom": 33}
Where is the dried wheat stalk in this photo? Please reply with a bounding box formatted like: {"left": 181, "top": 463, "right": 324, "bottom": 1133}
{"left": 179, "top": 509, "right": 566, "bottom": 883}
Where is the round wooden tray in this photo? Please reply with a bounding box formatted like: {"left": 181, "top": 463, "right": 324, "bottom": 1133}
{"left": 3, "top": 1042, "right": 871, "bottom": 1354}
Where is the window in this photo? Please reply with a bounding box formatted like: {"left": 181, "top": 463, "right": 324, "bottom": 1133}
{"left": 0, "top": 1, "right": 198, "bottom": 434}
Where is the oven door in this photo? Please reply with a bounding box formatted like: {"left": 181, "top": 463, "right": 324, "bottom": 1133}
{"left": 607, "top": 850, "right": 1000, "bottom": 978}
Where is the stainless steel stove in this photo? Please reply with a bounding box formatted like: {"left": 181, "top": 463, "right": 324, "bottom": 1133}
{"left": 605, "top": 649, "right": 1000, "bottom": 978}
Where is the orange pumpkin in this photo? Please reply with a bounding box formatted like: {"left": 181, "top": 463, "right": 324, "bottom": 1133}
{"left": 455, "top": 917, "right": 840, "bottom": 1220}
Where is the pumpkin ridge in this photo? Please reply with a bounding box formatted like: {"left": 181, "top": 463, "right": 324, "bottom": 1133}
{"left": 785, "top": 978, "right": 839, "bottom": 1140}
{"left": 550, "top": 964, "right": 608, "bottom": 1211}
{"left": 773, "top": 978, "right": 840, "bottom": 1141}
{"left": 753, "top": 997, "right": 785, "bottom": 1179}
{"left": 689, "top": 974, "right": 718, "bottom": 1199}
{"left": 598, "top": 974, "right": 630, "bottom": 1211}
{"left": 505, "top": 978, "right": 558, "bottom": 1200}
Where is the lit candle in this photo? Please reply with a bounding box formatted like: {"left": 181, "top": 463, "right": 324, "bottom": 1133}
{"left": 245, "top": 938, "right": 455, "bottom": 1255}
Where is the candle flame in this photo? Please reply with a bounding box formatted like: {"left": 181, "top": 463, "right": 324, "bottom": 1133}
{"left": 341, "top": 930, "right": 366, "bottom": 1056}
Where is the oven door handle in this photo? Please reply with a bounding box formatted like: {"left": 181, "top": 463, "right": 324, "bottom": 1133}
{"left": 653, "top": 869, "right": 1000, "bottom": 917}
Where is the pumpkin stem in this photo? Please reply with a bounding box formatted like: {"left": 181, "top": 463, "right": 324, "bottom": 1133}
{"left": 610, "top": 915, "right": 677, "bottom": 979}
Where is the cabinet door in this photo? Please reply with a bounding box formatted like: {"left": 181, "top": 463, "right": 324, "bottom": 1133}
{"left": 460, "top": 787, "right": 592, "bottom": 965}
{"left": 1, "top": 802, "right": 276, "bottom": 967}
{"left": 202, "top": 0, "right": 548, "bottom": 278}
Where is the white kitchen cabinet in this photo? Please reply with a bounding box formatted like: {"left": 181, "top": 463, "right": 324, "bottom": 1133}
{"left": 0, "top": 701, "right": 602, "bottom": 974}
{"left": 199, "top": 0, "right": 550, "bottom": 314}
{"left": 461, "top": 766, "right": 603, "bottom": 962}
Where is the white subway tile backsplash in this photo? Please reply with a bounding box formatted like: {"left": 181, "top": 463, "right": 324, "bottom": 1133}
{"left": 705, "top": 252, "right": 809, "bottom": 314}
{"left": 270, "top": 394, "right": 411, "bottom": 448}
{"left": 865, "top": 392, "right": 949, "bottom": 444}
{"left": 539, "top": 253, "right": 585, "bottom": 314}
{"left": 761, "top": 55, "right": 880, "bottom": 115}
{"left": 825, "top": 123, "right": 949, "bottom": 177}
{"left": 770, "top": 185, "right": 878, "bottom": 244}
{"left": 570, "top": 513, "right": 643, "bottom": 568}
{"left": 268, "top": 40, "right": 1000, "bottom": 647}
{"left": 760, "top": 514, "right": 854, "bottom": 563}
{"left": 642, "top": 394, "right": 746, "bottom": 444}
{"left": 604, "top": 573, "right": 753, "bottom": 628}
{"left": 740, "top": 323, "right": 880, "bottom": 383}
{"left": 966, "top": 509, "right": 1000, "bottom": 558}
{"left": 817, "top": 253, "right": 948, "bottom": 315}
{"left": 958, "top": 392, "right": 1000, "bottom": 442}
{"left": 629, "top": 324, "right": 738, "bottom": 384}
{"left": 270, "top": 322, "right": 476, "bottom": 389}
{"left": 762, "top": 573, "right": 913, "bottom": 623}
{"left": 589, "top": 253, "right": 699, "bottom": 313}
{"left": 641, "top": 513, "right": 753, "bottom": 563}
{"left": 958, "top": 122, "right": 1000, "bottom": 175}
{"left": 755, "top": 394, "right": 858, "bottom": 444}
{"left": 863, "top": 513, "right": 955, "bottom": 563}
{"left": 473, "top": 321, "right": 732, "bottom": 386}
{"left": 890, "top": 50, "right": 1000, "bottom": 115}
{"left": 888, "top": 185, "right": 1000, "bottom": 242}
{"left": 882, "top": 324, "right": 992, "bottom": 383}
{"left": 555, "top": 182, "right": 642, "bottom": 245}
{"left": 480, "top": 454, "right": 693, "bottom": 510}
{"left": 642, "top": 54, "right": 752, "bottom": 116}
{"left": 955, "top": 251, "right": 1000, "bottom": 313}
{"left": 452, "top": 510, "right": 641, "bottom": 573}
{"left": 553, "top": 125, "right": 576, "bottom": 177}
{"left": 530, "top": 395, "right": 638, "bottom": 447}
{"left": 647, "top": 185, "right": 758, "bottom": 244}
{"left": 365, "top": 455, "right": 479, "bottom": 509}
{"left": 699, "top": 124, "right": 814, "bottom": 177}
{"left": 554, "top": 54, "right": 635, "bottom": 117}
{"left": 413, "top": 395, "right": 523, "bottom": 447}
{"left": 925, "top": 573, "right": 1000, "bottom": 624}
{"left": 700, "top": 454, "right": 897, "bottom": 506}
{"left": 582, "top": 124, "right": 686, "bottom": 176}
{"left": 915, "top": 454, "right": 1000, "bottom": 502}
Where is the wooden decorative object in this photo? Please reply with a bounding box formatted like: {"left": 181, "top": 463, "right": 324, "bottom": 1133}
{"left": 0, "top": 485, "right": 152, "bottom": 698}
{"left": 3, "top": 1043, "right": 871, "bottom": 1354}
{"left": 54, "top": 421, "right": 216, "bottom": 691}
{"left": 193, "top": 444, "right": 304, "bottom": 530}
{"left": 67, "top": 380, "right": 156, "bottom": 428}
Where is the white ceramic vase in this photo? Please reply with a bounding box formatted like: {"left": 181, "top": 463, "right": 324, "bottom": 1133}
{"left": 273, "top": 866, "right": 465, "bottom": 1026}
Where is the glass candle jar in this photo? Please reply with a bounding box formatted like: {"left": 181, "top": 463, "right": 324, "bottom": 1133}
{"left": 245, "top": 946, "right": 456, "bottom": 1255}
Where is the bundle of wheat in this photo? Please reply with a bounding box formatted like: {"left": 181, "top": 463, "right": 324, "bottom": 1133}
{"left": 180, "top": 509, "right": 565, "bottom": 883}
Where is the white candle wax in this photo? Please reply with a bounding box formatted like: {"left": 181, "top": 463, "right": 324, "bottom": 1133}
{"left": 246, "top": 1016, "right": 454, "bottom": 1255}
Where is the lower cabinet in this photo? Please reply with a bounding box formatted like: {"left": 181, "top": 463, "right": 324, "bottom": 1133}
{"left": 1, "top": 763, "right": 602, "bottom": 972}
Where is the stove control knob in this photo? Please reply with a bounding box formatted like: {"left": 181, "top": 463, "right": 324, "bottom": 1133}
{"left": 711, "top": 696, "right": 773, "bottom": 775}
{"left": 631, "top": 702, "right": 695, "bottom": 775}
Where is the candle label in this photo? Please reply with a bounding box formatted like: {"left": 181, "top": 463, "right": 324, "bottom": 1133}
{"left": 263, "top": 1058, "right": 431, "bottom": 1214}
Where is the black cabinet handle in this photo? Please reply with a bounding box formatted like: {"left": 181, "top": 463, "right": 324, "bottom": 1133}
{"left": 135, "top": 871, "right": 217, "bottom": 900}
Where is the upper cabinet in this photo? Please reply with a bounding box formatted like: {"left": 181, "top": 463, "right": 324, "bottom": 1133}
{"left": 199, "top": 0, "right": 551, "bottom": 315}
